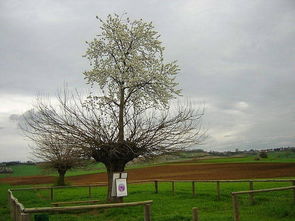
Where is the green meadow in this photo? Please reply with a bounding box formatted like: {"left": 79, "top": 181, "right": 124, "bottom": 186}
{"left": 2, "top": 180, "right": 295, "bottom": 221}
{"left": 1, "top": 150, "right": 295, "bottom": 179}
{"left": 1, "top": 150, "right": 295, "bottom": 220}
{"left": 0, "top": 163, "right": 105, "bottom": 179}
{"left": 163, "top": 150, "right": 295, "bottom": 165}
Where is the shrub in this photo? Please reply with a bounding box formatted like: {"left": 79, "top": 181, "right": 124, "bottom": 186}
{"left": 259, "top": 151, "right": 268, "bottom": 158}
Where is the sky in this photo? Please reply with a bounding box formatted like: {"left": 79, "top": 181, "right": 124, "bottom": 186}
{"left": 1, "top": 0, "right": 295, "bottom": 161}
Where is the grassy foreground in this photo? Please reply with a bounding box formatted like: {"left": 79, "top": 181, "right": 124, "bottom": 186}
{"left": 1, "top": 151, "right": 295, "bottom": 220}
{"left": 2, "top": 180, "right": 295, "bottom": 221}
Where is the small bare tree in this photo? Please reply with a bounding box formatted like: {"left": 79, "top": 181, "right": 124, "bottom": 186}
{"left": 32, "top": 135, "right": 86, "bottom": 186}
{"left": 20, "top": 106, "right": 88, "bottom": 186}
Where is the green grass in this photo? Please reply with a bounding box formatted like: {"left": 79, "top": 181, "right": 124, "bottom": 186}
{"left": 0, "top": 163, "right": 105, "bottom": 179}
{"left": 1, "top": 151, "right": 294, "bottom": 220}
{"left": 267, "top": 151, "right": 295, "bottom": 161}
{"left": 0, "top": 164, "right": 44, "bottom": 178}
{"left": 2, "top": 180, "right": 295, "bottom": 221}
{"left": 168, "top": 151, "right": 295, "bottom": 165}
{"left": 0, "top": 184, "right": 11, "bottom": 221}
{"left": 60, "top": 163, "right": 105, "bottom": 177}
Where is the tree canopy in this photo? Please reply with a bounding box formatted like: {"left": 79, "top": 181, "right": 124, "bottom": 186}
{"left": 84, "top": 14, "right": 180, "bottom": 109}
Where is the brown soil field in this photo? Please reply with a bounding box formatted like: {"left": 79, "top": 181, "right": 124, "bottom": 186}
{"left": 1, "top": 162, "right": 295, "bottom": 186}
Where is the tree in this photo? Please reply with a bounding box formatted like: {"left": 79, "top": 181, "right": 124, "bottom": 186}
{"left": 20, "top": 14, "right": 205, "bottom": 202}
{"left": 259, "top": 151, "right": 268, "bottom": 158}
{"left": 83, "top": 14, "right": 204, "bottom": 202}
{"left": 21, "top": 113, "right": 87, "bottom": 186}
{"left": 32, "top": 135, "right": 86, "bottom": 186}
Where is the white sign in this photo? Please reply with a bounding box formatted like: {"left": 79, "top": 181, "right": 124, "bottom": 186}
{"left": 111, "top": 173, "right": 120, "bottom": 197}
{"left": 116, "top": 178, "right": 128, "bottom": 197}
{"left": 121, "top": 172, "right": 128, "bottom": 179}
{"left": 111, "top": 172, "right": 128, "bottom": 197}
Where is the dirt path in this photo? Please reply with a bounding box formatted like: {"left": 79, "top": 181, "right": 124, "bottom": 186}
{"left": 1, "top": 162, "right": 295, "bottom": 185}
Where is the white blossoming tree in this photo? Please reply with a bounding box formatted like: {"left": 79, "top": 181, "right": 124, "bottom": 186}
{"left": 83, "top": 14, "right": 204, "bottom": 202}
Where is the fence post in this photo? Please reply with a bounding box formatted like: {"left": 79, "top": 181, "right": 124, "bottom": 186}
{"left": 154, "top": 181, "right": 158, "bottom": 194}
{"left": 11, "top": 199, "right": 16, "bottom": 221}
{"left": 16, "top": 202, "right": 21, "bottom": 221}
{"left": 172, "top": 181, "right": 175, "bottom": 195}
{"left": 192, "top": 207, "right": 199, "bottom": 221}
{"left": 21, "top": 213, "right": 30, "bottom": 221}
{"left": 7, "top": 191, "right": 11, "bottom": 211}
{"left": 232, "top": 194, "right": 240, "bottom": 221}
{"left": 14, "top": 200, "right": 19, "bottom": 221}
{"left": 249, "top": 181, "right": 254, "bottom": 205}
{"left": 89, "top": 186, "right": 92, "bottom": 198}
{"left": 50, "top": 188, "right": 54, "bottom": 200}
{"left": 144, "top": 204, "right": 152, "bottom": 221}
{"left": 216, "top": 181, "right": 221, "bottom": 200}
{"left": 292, "top": 181, "right": 295, "bottom": 204}
{"left": 8, "top": 191, "right": 14, "bottom": 220}
{"left": 192, "top": 181, "right": 196, "bottom": 197}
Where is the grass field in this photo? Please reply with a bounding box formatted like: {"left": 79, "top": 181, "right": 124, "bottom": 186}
{"left": 0, "top": 163, "right": 105, "bottom": 178}
{"left": 0, "top": 165, "right": 43, "bottom": 178}
{"left": 1, "top": 150, "right": 295, "bottom": 220}
{"left": 2, "top": 150, "right": 295, "bottom": 179}
{"left": 163, "top": 150, "right": 295, "bottom": 165}
{"left": 3, "top": 180, "right": 295, "bottom": 221}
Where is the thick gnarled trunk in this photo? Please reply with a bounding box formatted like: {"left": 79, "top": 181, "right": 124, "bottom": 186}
{"left": 57, "top": 169, "right": 66, "bottom": 186}
{"left": 105, "top": 161, "right": 126, "bottom": 203}
{"left": 91, "top": 142, "right": 138, "bottom": 202}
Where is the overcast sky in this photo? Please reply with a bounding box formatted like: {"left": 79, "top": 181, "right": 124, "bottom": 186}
{"left": 1, "top": 0, "right": 295, "bottom": 161}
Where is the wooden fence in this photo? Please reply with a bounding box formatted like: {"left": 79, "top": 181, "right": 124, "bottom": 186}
{"left": 8, "top": 189, "right": 153, "bottom": 221}
{"left": 10, "top": 184, "right": 106, "bottom": 200}
{"left": 231, "top": 185, "right": 295, "bottom": 221}
{"left": 9, "top": 179, "right": 295, "bottom": 201}
{"left": 8, "top": 179, "right": 295, "bottom": 221}
{"left": 152, "top": 179, "right": 295, "bottom": 201}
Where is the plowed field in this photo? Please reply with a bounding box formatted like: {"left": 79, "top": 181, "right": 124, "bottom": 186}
{"left": 1, "top": 162, "right": 295, "bottom": 185}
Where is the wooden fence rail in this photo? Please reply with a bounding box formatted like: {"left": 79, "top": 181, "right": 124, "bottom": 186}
{"left": 10, "top": 184, "right": 105, "bottom": 200}
{"left": 8, "top": 190, "right": 26, "bottom": 221}
{"left": 23, "top": 200, "right": 152, "bottom": 213}
{"left": 231, "top": 186, "right": 295, "bottom": 221}
{"left": 10, "top": 184, "right": 103, "bottom": 191}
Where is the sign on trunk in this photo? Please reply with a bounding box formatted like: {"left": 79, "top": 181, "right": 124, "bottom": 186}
{"left": 116, "top": 178, "right": 128, "bottom": 197}
{"left": 111, "top": 172, "right": 128, "bottom": 197}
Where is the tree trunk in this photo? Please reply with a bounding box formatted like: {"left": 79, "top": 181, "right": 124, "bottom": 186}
{"left": 57, "top": 170, "right": 66, "bottom": 186}
{"left": 105, "top": 162, "right": 126, "bottom": 203}
{"left": 118, "top": 85, "right": 125, "bottom": 143}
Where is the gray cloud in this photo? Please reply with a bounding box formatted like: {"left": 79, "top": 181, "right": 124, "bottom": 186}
{"left": 0, "top": 0, "right": 295, "bottom": 160}
{"left": 9, "top": 114, "right": 20, "bottom": 121}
